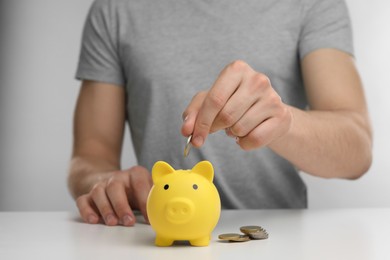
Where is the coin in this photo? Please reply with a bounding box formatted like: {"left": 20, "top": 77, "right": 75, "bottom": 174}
{"left": 218, "top": 233, "right": 250, "bottom": 242}
{"left": 240, "top": 225, "right": 261, "bottom": 234}
{"left": 218, "top": 233, "right": 241, "bottom": 240}
{"left": 231, "top": 235, "right": 250, "bottom": 242}
{"left": 184, "top": 135, "right": 192, "bottom": 157}
{"left": 248, "top": 231, "right": 269, "bottom": 240}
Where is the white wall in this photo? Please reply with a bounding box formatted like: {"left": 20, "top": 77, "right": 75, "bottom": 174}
{"left": 0, "top": 0, "right": 389, "bottom": 211}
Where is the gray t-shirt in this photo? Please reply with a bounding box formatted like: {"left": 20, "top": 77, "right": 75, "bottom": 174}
{"left": 76, "top": 0, "right": 353, "bottom": 209}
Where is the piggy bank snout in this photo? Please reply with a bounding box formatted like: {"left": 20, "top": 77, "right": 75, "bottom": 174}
{"left": 165, "top": 198, "right": 195, "bottom": 224}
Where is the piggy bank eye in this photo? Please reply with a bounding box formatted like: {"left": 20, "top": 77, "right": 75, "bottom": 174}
{"left": 192, "top": 184, "right": 198, "bottom": 190}
{"left": 164, "top": 184, "right": 169, "bottom": 190}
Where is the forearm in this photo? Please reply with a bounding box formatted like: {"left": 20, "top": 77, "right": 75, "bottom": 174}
{"left": 68, "top": 156, "right": 120, "bottom": 199}
{"left": 269, "top": 106, "right": 372, "bottom": 179}
{"left": 69, "top": 81, "right": 128, "bottom": 199}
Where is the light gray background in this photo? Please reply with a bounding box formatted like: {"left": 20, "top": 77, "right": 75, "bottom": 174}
{"left": 0, "top": 0, "right": 389, "bottom": 211}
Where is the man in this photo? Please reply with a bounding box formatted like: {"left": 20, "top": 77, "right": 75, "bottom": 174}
{"left": 68, "top": 0, "right": 372, "bottom": 226}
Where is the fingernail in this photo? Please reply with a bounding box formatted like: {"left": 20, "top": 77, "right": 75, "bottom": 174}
{"left": 183, "top": 115, "right": 189, "bottom": 122}
{"left": 122, "top": 215, "right": 133, "bottom": 226}
{"left": 105, "top": 214, "right": 115, "bottom": 225}
{"left": 88, "top": 214, "right": 98, "bottom": 224}
{"left": 193, "top": 135, "right": 204, "bottom": 147}
{"left": 225, "top": 128, "right": 234, "bottom": 138}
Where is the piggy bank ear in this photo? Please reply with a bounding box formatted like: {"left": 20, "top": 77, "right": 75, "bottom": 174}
{"left": 192, "top": 161, "right": 214, "bottom": 182}
{"left": 152, "top": 161, "right": 175, "bottom": 183}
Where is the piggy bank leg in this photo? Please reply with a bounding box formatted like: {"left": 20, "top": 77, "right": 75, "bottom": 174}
{"left": 155, "top": 235, "right": 174, "bottom": 247}
{"left": 189, "top": 236, "right": 210, "bottom": 246}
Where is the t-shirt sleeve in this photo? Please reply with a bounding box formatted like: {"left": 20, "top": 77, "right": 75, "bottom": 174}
{"left": 299, "top": 0, "right": 354, "bottom": 60}
{"left": 75, "top": 0, "right": 125, "bottom": 86}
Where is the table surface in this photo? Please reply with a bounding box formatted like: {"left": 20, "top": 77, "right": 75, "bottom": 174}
{"left": 1, "top": 209, "right": 389, "bottom": 260}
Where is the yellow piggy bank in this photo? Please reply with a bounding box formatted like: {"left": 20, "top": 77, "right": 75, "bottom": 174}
{"left": 147, "top": 161, "right": 221, "bottom": 246}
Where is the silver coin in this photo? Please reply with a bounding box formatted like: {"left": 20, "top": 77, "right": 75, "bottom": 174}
{"left": 248, "top": 230, "right": 269, "bottom": 240}
{"left": 184, "top": 135, "right": 192, "bottom": 157}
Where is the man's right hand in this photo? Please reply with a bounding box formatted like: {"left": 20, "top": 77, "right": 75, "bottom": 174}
{"left": 76, "top": 165, "right": 152, "bottom": 226}
{"left": 69, "top": 80, "right": 153, "bottom": 226}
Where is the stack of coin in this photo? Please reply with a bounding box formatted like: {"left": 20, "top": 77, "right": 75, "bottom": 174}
{"left": 218, "top": 225, "right": 268, "bottom": 243}
{"left": 240, "top": 225, "right": 269, "bottom": 240}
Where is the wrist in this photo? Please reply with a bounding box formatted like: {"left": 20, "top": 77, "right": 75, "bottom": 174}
{"left": 268, "top": 105, "right": 297, "bottom": 149}
{"left": 68, "top": 156, "right": 119, "bottom": 199}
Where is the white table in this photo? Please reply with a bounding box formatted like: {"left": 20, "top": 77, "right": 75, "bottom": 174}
{"left": 0, "top": 209, "right": 389, "bottom": 260}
